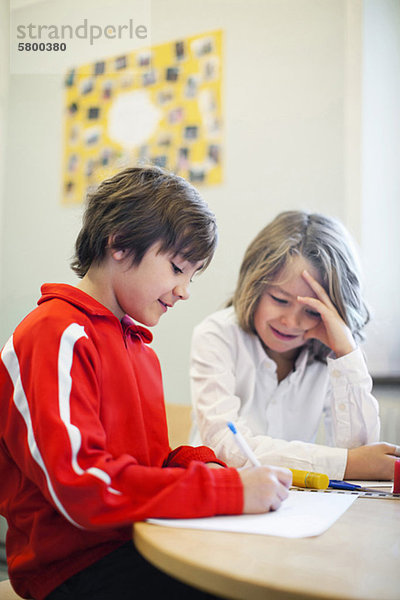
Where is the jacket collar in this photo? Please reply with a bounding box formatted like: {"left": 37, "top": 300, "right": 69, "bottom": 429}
{"left": 38, "top": 283, "right": 153, "bottom": 343}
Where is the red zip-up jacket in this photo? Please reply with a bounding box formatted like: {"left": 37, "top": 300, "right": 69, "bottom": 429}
{"left": 0, "top": 284, "right": 243, "bottom": 599}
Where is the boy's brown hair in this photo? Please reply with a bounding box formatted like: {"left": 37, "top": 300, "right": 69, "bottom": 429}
{"left": 71, "top": 166, "right": 217, "bottom": 278}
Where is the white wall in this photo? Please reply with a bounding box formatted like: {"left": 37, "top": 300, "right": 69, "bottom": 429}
{"left": 0, "top": 0, "right": 9, "bottom": 303}
{"left": 361, "top": 0, "right": 400, "bottom": 376}
{"left": 0, "top": 0, "right": 10, "bottom": 551}
{"left": 2, "top": 0, "right": 398, "bottom": 410}
{"left": 151, "top": 0, "right": 360, "bottom": 402}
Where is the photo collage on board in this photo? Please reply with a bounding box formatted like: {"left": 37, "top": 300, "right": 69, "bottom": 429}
{"left": 62, "top": 30, "right": 223, "bottom": 203}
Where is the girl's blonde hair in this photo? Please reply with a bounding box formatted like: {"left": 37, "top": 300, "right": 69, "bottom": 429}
{"left": 230, "top": 211, "right": 370, "bottom": 361}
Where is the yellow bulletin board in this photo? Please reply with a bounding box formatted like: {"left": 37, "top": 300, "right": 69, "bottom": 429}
{"left": 62, "top": 30, "right": 223, "bottom": 204}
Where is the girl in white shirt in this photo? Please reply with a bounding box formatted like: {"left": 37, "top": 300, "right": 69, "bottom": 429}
{"left": 190, "top": 211, "right": 399, "bottom": 480}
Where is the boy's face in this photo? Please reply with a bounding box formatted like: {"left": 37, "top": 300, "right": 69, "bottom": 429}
{"left": 108, "top": 242, "right": 204, "bottom": 325}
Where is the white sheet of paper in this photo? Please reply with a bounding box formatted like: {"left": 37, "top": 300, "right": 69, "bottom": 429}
{"left": 148, "top": 490, "right": 358, "bottom": 538}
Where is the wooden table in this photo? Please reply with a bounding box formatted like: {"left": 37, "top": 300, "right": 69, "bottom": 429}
{"left": 133, "top": 494, "right": 400, "bottom": 600}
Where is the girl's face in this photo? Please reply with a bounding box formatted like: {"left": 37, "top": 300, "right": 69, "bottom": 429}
{"left": 253, "top": 255, "right": 323, "bottom": 360}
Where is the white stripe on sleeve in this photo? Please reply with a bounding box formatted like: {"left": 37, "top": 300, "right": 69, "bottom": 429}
{"left": 58, "top": 323, "right": 122, "bottom": 495}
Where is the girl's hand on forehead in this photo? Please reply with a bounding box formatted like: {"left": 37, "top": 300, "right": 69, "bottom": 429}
{"left": 297, "top": 270, "right": 357, "bottom": 357}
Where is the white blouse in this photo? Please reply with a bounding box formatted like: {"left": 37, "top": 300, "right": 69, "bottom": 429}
{"left": 189, "top": 307, "right": 380, "bottom": 479}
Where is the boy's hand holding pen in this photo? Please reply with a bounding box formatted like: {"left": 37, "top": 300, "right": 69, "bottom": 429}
{"left": 239, "top": 466, "right": 292, "bottom": 514}
{"left": 227, "top": 422, "right": 328, "bottom": 498}
{"left": 228, "top": 422, "right": 292, "bottom": 513}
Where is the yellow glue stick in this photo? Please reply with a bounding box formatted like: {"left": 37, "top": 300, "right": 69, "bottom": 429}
{"left": 289, "top": 469, "right": 329, "bottom": 489}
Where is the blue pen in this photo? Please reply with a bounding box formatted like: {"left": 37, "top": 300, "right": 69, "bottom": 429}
{"left": 329, "top": 480, "right": 393, "bottom": 495}
{"left": 227, "top": 421, "right": 261, "bottom": 467}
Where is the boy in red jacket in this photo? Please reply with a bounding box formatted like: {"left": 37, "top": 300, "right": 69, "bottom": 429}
{"left": 0, "top": 166, "right": 291, "bottom": 600}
